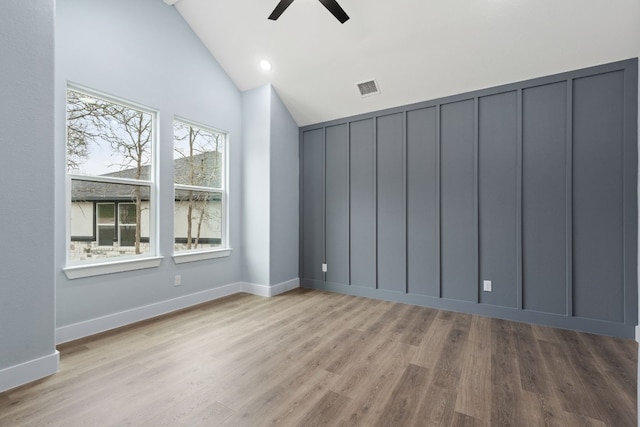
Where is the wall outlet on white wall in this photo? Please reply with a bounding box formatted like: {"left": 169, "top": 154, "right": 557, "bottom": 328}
{"left": 174, "top": 275, "right": 182, "bottom": 287}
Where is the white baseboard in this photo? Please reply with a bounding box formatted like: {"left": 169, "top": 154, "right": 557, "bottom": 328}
{"left": 56, "top": 282, "right": 244, "bottom": 344}
{"left": 56, "top": 278, "right": 300, "bottom": 344}
{"left": 272, "top": 277, "right": 301, "bottom": 295}
{"left": 0, "top": 351, "right": 59, "bottom": 393}
{"left": 242, "top": 277, "right": 300, "bottom": 297}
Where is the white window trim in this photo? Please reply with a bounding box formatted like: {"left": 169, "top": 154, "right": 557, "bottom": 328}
{"left": 65, "top": 84, "right": 160, "bottom": 275}
{"left": 172, "top": 248, "right": 232, "bottom": 264}
{"left": 63, "top": 256, "right": 164, "bottom": 279}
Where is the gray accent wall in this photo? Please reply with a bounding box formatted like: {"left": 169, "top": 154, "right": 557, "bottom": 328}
{"left": 478, "top": 91, "right": 518, "bottom": 308}
{"left": 440, "top": 100, "right": 476, "bottom": 303}
{"left": 349, "top": 119, "right": 377, "bottom": 288}
{"left": 406, "top": 107, "right": 438, "bottom": 297}
{"left": 0, "top": 0, "right": 57, "bottom": 383}
{"left": 522, "top": 82, "right": 568, "bottom": 315}
{"left": 301, "top": 128, "right": 325, "bottom": 283}
{"left": 325, "top": 124, "right": 350, "bottom": 286}
{"left": 572, "top": 71, "right": 626, "bottom": 323}
{"left": 300, "top": 59, "right": 638, "bottom": 338}
{"left": 377, "top": 113, "right": 406, "bottom": 293}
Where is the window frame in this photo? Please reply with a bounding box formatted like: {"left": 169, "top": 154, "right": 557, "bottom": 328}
{"left": 172, "top": 117, "right": 231, "bottom": 263}
{"left": 64, "top": 84, "right": 161, "bottom": 279}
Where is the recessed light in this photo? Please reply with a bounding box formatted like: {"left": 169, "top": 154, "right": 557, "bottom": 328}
{"left": 259, "top": 59, "right": 272, "bottom": 72}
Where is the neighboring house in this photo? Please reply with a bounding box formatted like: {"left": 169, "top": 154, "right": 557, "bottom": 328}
{"left": 70, "top": 153, "right": 222, "bottom": 261}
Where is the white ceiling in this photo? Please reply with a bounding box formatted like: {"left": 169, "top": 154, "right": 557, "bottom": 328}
{"left": 170, "top": 0, "right": 640, "bottom": 126}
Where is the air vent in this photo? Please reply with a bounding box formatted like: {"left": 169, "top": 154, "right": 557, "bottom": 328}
{"left": 356, "top": 79, "right": 380, "bottom": 97}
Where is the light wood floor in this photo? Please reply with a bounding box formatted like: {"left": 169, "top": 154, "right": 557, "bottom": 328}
{"left": 0, "top": 288, "right": 636, "bottom": 426}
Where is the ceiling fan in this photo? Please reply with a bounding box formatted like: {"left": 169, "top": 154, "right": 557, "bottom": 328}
{"left": 268, "top": 0, "right": 350, "bottom": 24}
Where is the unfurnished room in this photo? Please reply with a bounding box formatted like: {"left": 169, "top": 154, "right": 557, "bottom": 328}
{"left": 0, "top": 0, "right": 639, "bottom": 425}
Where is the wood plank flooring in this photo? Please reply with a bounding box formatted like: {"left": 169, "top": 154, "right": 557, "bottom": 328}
{"left": 0, "top": 288, "right": 636, "bottom": 426}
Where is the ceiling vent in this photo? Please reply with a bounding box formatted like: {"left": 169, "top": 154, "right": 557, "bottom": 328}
{"left": 356, "top": 79, "right": 380, "bottom": 97}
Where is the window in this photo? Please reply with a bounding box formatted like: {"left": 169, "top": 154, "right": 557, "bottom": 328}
{"left": 66, "top": 87, "right": 156, "bottom": 266}
{"left": 173, "top": 119, "right": 226, "bottom": 254}
{"left": 118, "top": 203, "right": 138, "bottom": 247}
{"left": 96, "top": 203, "right": 115, "bottom": 246}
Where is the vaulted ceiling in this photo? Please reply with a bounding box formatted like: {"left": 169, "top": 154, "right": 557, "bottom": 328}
{"left": 168, "top": 0, "right": 639, "bottom": 126}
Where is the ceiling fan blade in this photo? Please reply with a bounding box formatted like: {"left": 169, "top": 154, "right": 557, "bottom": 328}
{"left": 268, "top": 0, "right": 295, "bottom": 20}
{"left": 318, "top": 0, "right": 349, "bottom": 23}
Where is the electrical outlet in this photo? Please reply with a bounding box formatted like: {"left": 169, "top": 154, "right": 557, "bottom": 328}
{"left": 322, "top": 263, "right": 327, "bottom": 273}
{"left": 174, "top": 275, "right": 182, "bottom": 287}
{"left": 483, "top": 280, "right": 492, "bottom": 292}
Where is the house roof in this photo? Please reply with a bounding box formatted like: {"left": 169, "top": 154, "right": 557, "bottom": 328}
{"left": 168, "top": 0, "right": 640, "bottom": 126}
{"left": 72, "top": 152, "right": 220, "bottom": 201}
{"left": 71, "top": 179, "right": 150, "bottom": 202}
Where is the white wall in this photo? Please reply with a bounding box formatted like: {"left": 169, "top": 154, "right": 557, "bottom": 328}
{"left": 242, "top": 85, "right": 300, "bottom": 286}
{"left": 55, "top": 0, "right": 243, "bottom": 329}
{"left": 269, "top": 87, "right": 300, "bottom": 285}
{"left": 241, "top": 86, "right": 272, "bottom": 285}
{"left": 0, "top": 0, "right": 58, "bottom": 391}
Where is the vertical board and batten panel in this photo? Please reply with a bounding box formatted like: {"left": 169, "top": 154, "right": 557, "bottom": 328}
{"left": 622, "top": 63, "right": 639, "bottom": 326}
{"left": 299, "top": 59, "right": 637, "bottom": 338}
{"left": 349, "top": 119, "right": 376, "bottom": 288}
{"left": 478, "top": 91, "right": 518, "bottom": 307}
{"left": 522, "top": 82, "right": 568, "bottom": 315}
{"left": 440, "top": 100, "right": 477, "bottom": 302}
{"left": 377, "top": 113, "right": 406, "bottom": 293}
{"left": 301, "top": 129, "right": 325, "bottom": 282}
{"left": 572, "top": 71, "right": 625, "bottom": 323}
{"left": 406, "top": 107, "right": 439, "bottom": 296}
{"left": 325, "top": 124, "right": 350, "bottom": 285}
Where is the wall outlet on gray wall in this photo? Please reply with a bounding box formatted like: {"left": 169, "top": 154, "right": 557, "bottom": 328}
{"left": 483, "top": 280, "right": 492, "bottom": 292}
{"left": 322, "top": 263, "right": 327, "bottom": 273}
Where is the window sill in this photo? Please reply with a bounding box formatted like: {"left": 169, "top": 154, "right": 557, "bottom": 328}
{"left": 64, "top": 256, "right": 163, "bottom": 279}
{"left": 173, "top": 248, "right": 232, "bottom": 264}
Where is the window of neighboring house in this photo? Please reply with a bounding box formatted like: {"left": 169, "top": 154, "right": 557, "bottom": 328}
{"left": 66, "top": 86, "right": 156, "bottom": 266}
{"left": 96, "top": 203, "right": 115, "bottom": 246}
{"left": 173, "top": 119, "right": 226, "bottom": 254}
{"left": 118, "top": 203, "right": 138, "bottom": 247}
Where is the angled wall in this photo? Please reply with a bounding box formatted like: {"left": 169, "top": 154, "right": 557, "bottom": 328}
{"left": 269, "top": 88, "right": 300, "bottom": 286}
{"left": 300, "top": 59, "right": 638, "bottom": 338}
{"left": 242, "top": 85, "right": 299, "bottom": 288}
{"left": 242, "top": 86, "right": 272, "bottom": 285}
